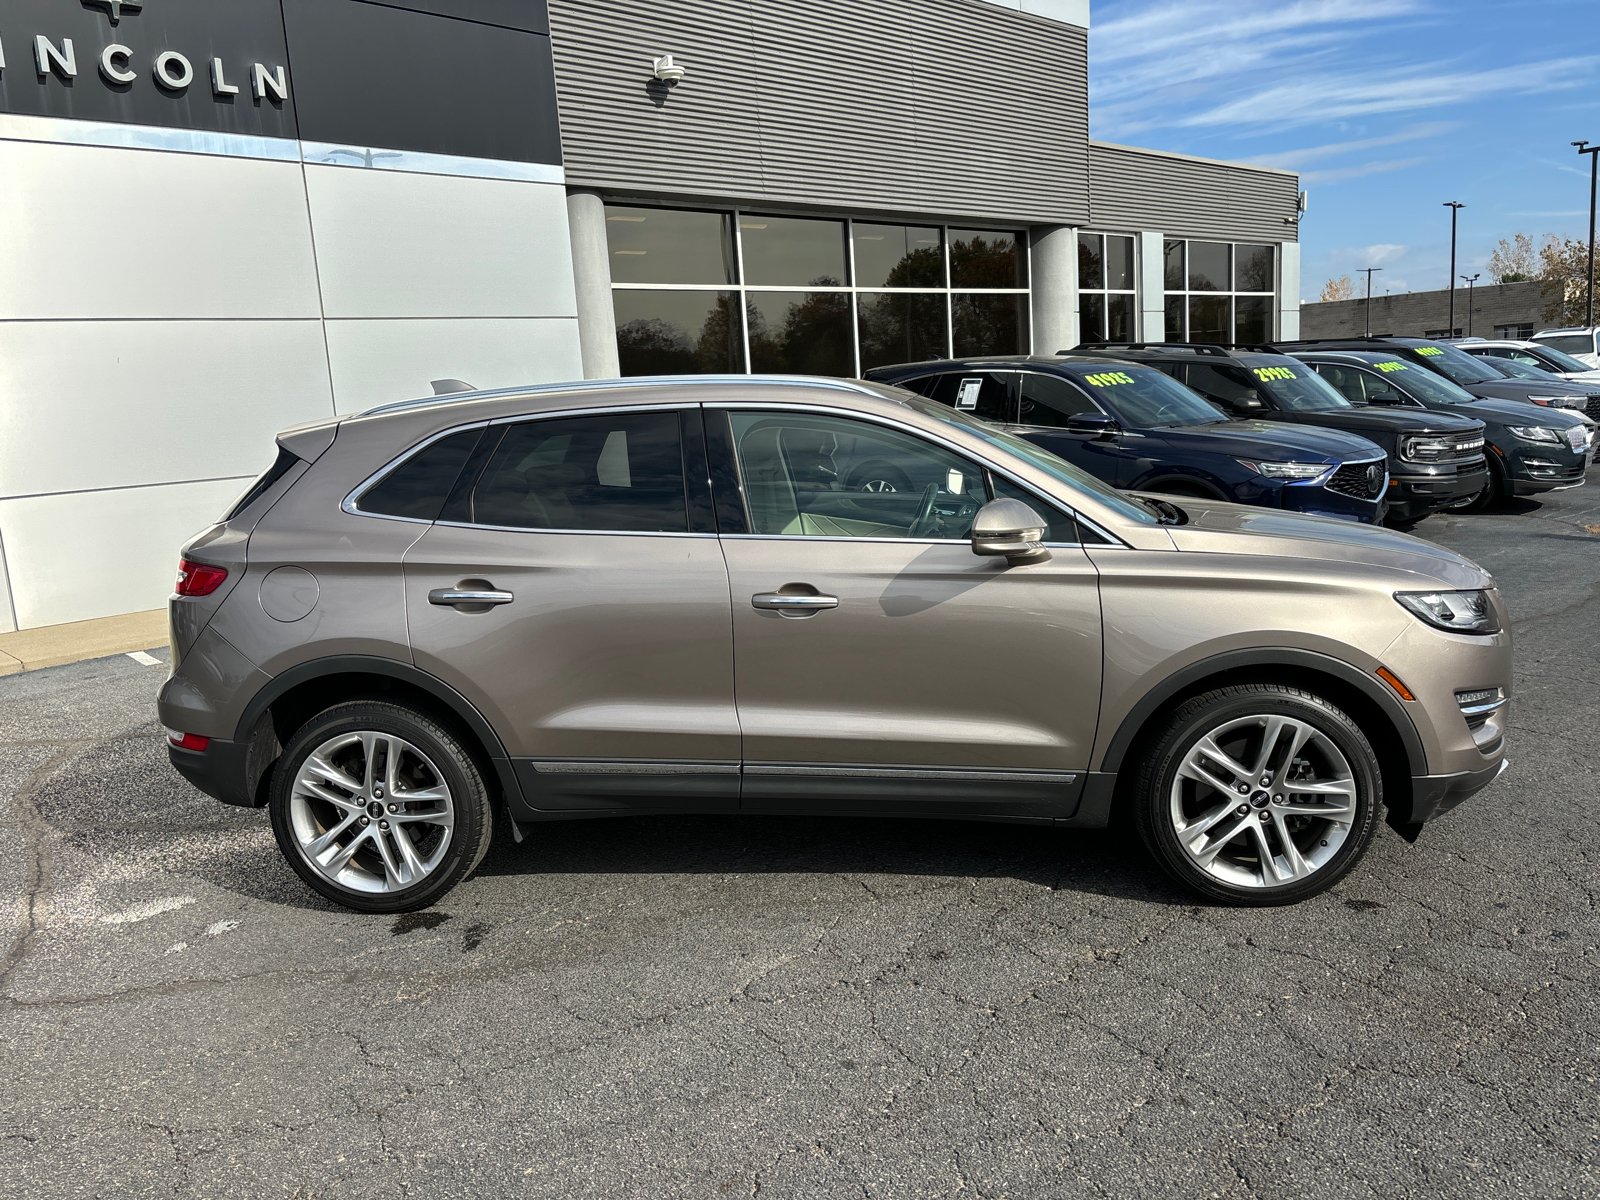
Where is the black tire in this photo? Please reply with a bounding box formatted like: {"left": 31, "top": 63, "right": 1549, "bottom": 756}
{"left": 1447, "top": 462, "right": 1502, "bottom": 513}
{"left": 268, "top": 700, "right": 494, "bottom": 913}
{"left": 1132, "top": 684, "right": 1382, "bottom": 906}
{"left": 845, "top": 459, "right": 913, "bottom": 493}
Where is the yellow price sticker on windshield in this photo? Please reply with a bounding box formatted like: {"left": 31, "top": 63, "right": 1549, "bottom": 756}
{"left": 1416, "top": 346, "right": 1444, "bottom": 356}
{"left": 1083, "top": 371, "right": 1135, "bottom": 387}
{"left": 1253, "top": 366, "right": 1297, "bottom": 381}
{"left": 1375, "top": 360, "right": 1409, "bottom": 373}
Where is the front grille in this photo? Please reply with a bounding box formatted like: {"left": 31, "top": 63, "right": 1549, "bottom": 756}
{"left": 1583, "top": 394, "right": 1600, "bottom": 421}
{"left": 1405, "top": 432, "right": 1485, "bottom": 463}
{"left": 1326, "top": 459, "right": 1387, "bottom": 500}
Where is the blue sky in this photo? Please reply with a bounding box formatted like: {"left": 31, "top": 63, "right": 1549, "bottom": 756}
{"left": 1087, "top": 0, "right": 1600, "bottom": 301}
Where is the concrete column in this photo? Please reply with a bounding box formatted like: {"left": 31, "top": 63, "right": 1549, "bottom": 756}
{"left": 566, "top": 188, "right": 620, "bottom": 379}
{"left": 1030, "top": 225, "right": 1079, "bottom": 354}
{"left": 1137, "top": 231, "right": 1165, "bottom": 341}
{"left": 1278, "top": 241, "right": 1302, "bottom": 340}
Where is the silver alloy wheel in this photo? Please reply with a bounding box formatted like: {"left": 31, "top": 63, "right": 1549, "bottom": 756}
{"left": 288, "top": 731, "right": 455, "bottom": 895}
{"left": 859, "top": 478, "right": 899, "bottom": 491}
{"left": 1170, "top": 714, "right": 1357, "bottom": 889}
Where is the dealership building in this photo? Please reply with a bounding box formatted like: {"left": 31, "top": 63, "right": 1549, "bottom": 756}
{"left": 0, "top": 0, "right": 1302, "bottom": 633}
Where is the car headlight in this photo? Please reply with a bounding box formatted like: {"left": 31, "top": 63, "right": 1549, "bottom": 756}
{"left": 1505, "top": 425, "right": 1562, "bottom": 443}
{"left": 1399, "top": 435, "right": 1452, "bottom": 461}
{"left": 1525, "top": 395, "right": 1582, "bottom": 409}
{"left": 1234, "top": 459, "right": 1331, "bottom": 480}
{"left": 1395, "top": 590, "right": 1500, "bottom": 634}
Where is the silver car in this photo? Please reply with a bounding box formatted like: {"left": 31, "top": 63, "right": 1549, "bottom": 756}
{"left": 160, "top": 377, "right": 1512, "bottom": 912}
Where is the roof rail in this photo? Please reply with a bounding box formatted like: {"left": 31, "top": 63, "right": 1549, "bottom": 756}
{"left": 360, "top": 374, "right": 886, "bottom": 418}
{"left": 1070, "top": 341, "right": 1232, "bottom": 357}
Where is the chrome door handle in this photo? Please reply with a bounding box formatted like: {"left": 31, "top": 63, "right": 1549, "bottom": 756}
{"left": 752, "top": 593, "right": 838, "bottom": 611}
{"left": 429, "top": 588, "right": 514, "bottom": 606}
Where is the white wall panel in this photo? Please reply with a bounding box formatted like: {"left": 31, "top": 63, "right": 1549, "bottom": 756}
{"left": 323, "top": 317, "right": 583, "bottom": 413}
{"left": 304, "top": 167, "right": 578, "bottom": 319}
{"left": 0, "top": 321, "right": 334, "bottom": 499}
{"left": 0, "top": 478, "right": 246, "bottom": 629}
{"left": 0, "top": 141, "right": 322, "bottom": 320}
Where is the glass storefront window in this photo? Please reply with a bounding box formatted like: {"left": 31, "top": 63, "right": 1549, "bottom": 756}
{"left": 605, "top": 205, "right": 1029, "bottom": 377}
{"left": 1164, "top": 239, "right": 1276, "bottom": 342}
{"left": 746, "top": 291, "right": 854, "bottom": 375}
{"left": 605, "top": 206, "right": 735, "bottom": 285}
{"left": 614, "top": 290, "right": 744, "bottom": 375}
{"left": 953, "top": 293, "right": 1028, "bottom": 356}
{"left": 858, "top": 292, "right": 948, "bottom": 370}
{"left": 1078, "top": 232, "right": 1137, "bottom": 343}
{"left": 853, "top": 224, "right": 945, "bottom": 288}
{"left": 739, "top": 215, "right": 849, "bottom": 286}
{"left": 950, "top": 230, "right": 1027, "bottom": 288}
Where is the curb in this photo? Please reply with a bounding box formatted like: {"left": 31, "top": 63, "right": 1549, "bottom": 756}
{"left": 0, "top": 609, "right": 169, "bottom": 676}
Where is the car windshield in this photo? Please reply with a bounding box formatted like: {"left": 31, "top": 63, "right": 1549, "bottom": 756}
{"left": 1244, "top": 360, "right": 1352, "bottom": 412}
{"left": 1520, "top": 344, "right": 1593, "bottom": 373}
{"left": 1536, "top": 333, "right": 1596, "bottom": 357}
{"left": 1406, "top": 341, "right": 1500, "bottom": 384}
{"left": 897, "top": 393, "right": 1160, "bottom": 525}
{"left": 1480, "top": 356, "right": 1559, "bottom": 382}
{"left": 1054, "top": 364, "right": 1228, "bottom": 427}
{"left": 1356, "top": 356, "right": 1476, "bottom": 404}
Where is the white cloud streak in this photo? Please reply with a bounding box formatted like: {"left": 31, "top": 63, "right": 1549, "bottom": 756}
{"left": 1301, "top": 156, "right": 1430, "bottom": 185}
{"left": 1240, "top": 123, "right": 1458, "bottom": 169}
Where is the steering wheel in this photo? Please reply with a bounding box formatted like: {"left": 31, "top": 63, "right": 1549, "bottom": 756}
{"left": 907, "top": 483, "right": 940, "bottom": 538}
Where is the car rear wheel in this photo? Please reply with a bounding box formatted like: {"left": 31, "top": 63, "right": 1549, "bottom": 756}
{"left": 268, "top": 700, "right": 494, "bottom": 913}
{"left": 1133, "top": 684, "right": 1382, "bottom": 905}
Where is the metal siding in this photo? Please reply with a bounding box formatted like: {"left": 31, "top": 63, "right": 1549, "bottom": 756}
{"left": 547, "top": 0, "right": 1089, "bottom": 225}
{"left": 1089, "top": 142, "right": 1299, "bottom": 244}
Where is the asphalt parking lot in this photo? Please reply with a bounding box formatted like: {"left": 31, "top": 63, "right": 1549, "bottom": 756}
{"left": 3, "top": 477, "right": 1598, "bottom": 1200}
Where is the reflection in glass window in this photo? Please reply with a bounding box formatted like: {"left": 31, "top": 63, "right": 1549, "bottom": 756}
{"left": 853, "top": 224, "right": 944, "bottom": 288}
{"left": 614, "top": 290, "right": 744, "bottom": 375}
{"left": 1080, "top": 294, "right": 1104, "bottom": 345}
{"left": 604, "top": 206, "right": 735, "bottom": 285}
{"left": 739, "top": 215, "right": 848, "bottom": 286}
{"left": 1235, "top": 295, "right": 1271, "bottom": 344}
{"left": 858, "top": 292, "right": 948, "bottom": 370}
{"left": 1236, "top": 244, "right": 1274, "bottom": 292}
{"left": 1017, "top": 371, "right": 1097, "bottom": 429}
{"left": 1188, "top": 241, "right": 1230, "bottom": 292}
{"left": 470, "top": 413, "right": 688, "bottom": 533}
{"left": 989, "top": 475, "right": 1078, "bottom": 544}
{"left": 1107, "top": 294, "right": 1135, "bottom": 342}
{"left": 1164, "top": 295, "right": 1185, "bottom": 341}
{"left": 924, "top": 372, "right": 1015, "bottom": 423}
{"left": 1189, "top": 295, "right": 1231, "bottom": 343}
{"left": 747, "top": 291, "right": 853, "bottom": 375}
{"left": 1078, "top": 233, "right": 1136, "bottom": 343}
{"left": 1105, "top": 235, "right": 1135, "bottom": 290}
{"left": 953, "top": 293, "right": 1028, "bottom": 356}
{"left": 1164, "top": 240, "right": 1185, "bottom": 290}
{"left": 1078, "top": 233, "right": 1104, "bottom": 289}
{"left": 728, "top": 411, "right": 986, "bottom": 539}
{"left": 950, "top": 230, "right": 1027, "bottom": 288}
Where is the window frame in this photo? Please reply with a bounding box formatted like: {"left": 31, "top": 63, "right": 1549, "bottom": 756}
{"left": 1076, "top": 231, "right": 1139, "bottom": 344}
{"left": 1161, "top": 239, "right": 1278, "bottom": 344}
{"left": 606, "top": 203, "right": 1034, "bottom": 378}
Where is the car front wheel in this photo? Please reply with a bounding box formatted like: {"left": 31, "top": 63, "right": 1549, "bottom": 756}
{"left": 268, "top": 700, "right": 494, "bottom": 913}
{"left": 1133, "top": 684, "right": 1382, "bottom": 905}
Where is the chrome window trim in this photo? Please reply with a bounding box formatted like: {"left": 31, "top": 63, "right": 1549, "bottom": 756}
{"left": 719, "top": 533, "right": 1088, "bottom": 549}
{"left": 709, "top": 399, "right": 1133, "bottom": 548}
{"left": 434, "top": 522, "right": 717, "bottom": 539}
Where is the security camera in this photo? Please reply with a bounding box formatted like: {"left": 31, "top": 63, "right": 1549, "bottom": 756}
{"left": 652, "top": 55, "right": 686, "bottom": 83}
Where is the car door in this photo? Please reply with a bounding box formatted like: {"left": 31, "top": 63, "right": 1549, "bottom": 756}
{"left": 711, "top": 405, "right": 1102, "bottom": 819}
{"left": 1010, "top": 370, "right": 1141, "bottom": 487}
{"left": 403, "top": 406, "right": 740, "bottom": 811}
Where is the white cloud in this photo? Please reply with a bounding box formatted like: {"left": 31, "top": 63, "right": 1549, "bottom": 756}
{"left": 1241, "top": 123, "right": 1458, "bottom": 169}
{"left": 1302, "top": 156, "right": 1429, "bottom": 185}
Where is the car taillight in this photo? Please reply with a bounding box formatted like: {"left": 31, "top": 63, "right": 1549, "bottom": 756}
{"left": 164, "top": 728, "right": 210, "bottom": 752}
{"left": 175, "top": 559, "right": 228, "bottom": 597}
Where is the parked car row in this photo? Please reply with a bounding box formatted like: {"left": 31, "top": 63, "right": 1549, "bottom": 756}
{"left": 865, "top": 335, "right": 1592, "bottom": 526}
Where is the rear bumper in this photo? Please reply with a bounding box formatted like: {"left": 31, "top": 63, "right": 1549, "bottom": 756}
{"left": 1390, "top": 758, "right": 1508, "bottom": 830}
{"left": 169, "top": 737, "right": 255, "bottom": 807}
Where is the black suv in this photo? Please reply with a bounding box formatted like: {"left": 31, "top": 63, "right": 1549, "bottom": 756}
{"left": 1075, "top": 343, "right": 1487, "bottom": 522}
{"left": 1287, "top": 349, "right": 1592, "bottom": 510}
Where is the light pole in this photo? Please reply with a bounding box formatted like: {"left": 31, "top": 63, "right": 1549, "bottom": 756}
{"left": 1574, "top": 141, "right": 1598, "bottom": 326}
{"left": 1360, "top": 267, "right": 1383, "bottom": 337}
{"left": 1460, "top": 273, "right": 1480, "bottom": 337}
{"left": 1443, "top": 201, "right": 1465, "bottom": 336}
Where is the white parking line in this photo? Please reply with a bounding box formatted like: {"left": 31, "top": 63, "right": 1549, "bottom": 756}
{"left": 126, "top": 651, "right": 161, "bottom": 666}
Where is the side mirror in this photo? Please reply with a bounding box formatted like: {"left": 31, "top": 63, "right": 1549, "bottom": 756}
{"left": 1066, "top": 412, "right": 1119, "bottom": 438}
{"left": 971, "top": 498, "right": 1052, "bottom": 566}
{"left": 1239, "top": 389, "right": 1264, "bottom": 409}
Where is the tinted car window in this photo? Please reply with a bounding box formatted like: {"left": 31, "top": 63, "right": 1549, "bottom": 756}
{"left": 925, "top": 372, "right": 1017, "bottom": 423}
{"left": 359, "top": 428, "right": 483, "bottom": 521}
{"left": 469, "top": 413, "right": 688, "bottom": 533}
{"left": 1313, "top": 365, "right": 1397, "bottom": 406}
{"left": 1237, "top": 362, "right": 1352, "bottom": 413}
{"left": 728, "top": 411, "right": 985, "bottom": 540}
{"left": 1184, "top": 364, "right": 1260, "bottom": 413}
{"left": 1521, "top": 345, "right": 1590, "bottom": 372}
{"left": 1054, "top": 365, "right": 1226, "bottom": 427}
{"left": 989, "top": 475, "right": 1079, "bottom": 543}
{"left": 226, "top": 446, "right": 299, "bottom": 522}
{"left": 1361, "top": 358, "right": 1476, "bottom": 404}
{"left": 1016, "top": 372, "right": 1098, "bottom": 428}
{"left": 1536, "top": 333, "right": 1596, "bottom": 357}
{"left": 1410, "top": 342, "right": 1499, "bottom": 385}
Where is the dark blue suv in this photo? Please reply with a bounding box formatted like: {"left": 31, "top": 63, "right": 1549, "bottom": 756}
{"left": 864, "top": 356, "right": 1390, "bottom": 523}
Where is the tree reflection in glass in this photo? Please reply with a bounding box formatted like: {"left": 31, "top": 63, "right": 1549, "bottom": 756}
{"left": 614, "top": 290, "right": 744, "bottom": 375}
{"left": 746, "top": 288, "right": 853, "bottom": 376}
{"left": 949, "top": 230, "right": 1027, "bottom": 288}
{"left": 953, "top": 294, "right": 1028, "bottom": 356}
{"left": 858, "top": 292, "right": 947, "bottom": 370}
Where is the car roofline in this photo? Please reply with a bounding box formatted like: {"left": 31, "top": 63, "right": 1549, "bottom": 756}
{"left": 360, "top": 374, "right": 891, "bottom": 418}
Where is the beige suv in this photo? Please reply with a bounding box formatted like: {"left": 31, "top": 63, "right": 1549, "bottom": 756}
{"left": 160, "top": 378, "right": 1511, "bottom": 912}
